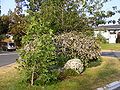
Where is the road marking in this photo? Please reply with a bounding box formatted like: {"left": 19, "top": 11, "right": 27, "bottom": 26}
{"left": 0, "top": 52, "right": 18, "bottom": 56}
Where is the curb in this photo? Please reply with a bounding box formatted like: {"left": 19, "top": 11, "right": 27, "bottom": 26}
{"left": 0, "top": 63, "right": 16, "bottom": 69}
{"left": 101, "top": 50, "right": 120, "bottom": 52}
{"left": 97, "top": 81, "right": 120, "bottom": 90}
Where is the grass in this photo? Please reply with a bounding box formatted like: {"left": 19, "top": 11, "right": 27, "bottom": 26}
{"left": 0, "top": 63, "right": 20, "bottom": 90}
{"left": 0, "top": 56, "right": 120, "bottom": 90}
{"left": 101, "top": 43, "right": 120, "bottom": 51}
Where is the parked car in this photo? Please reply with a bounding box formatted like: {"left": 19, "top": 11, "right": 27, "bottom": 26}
{"left": 0, "top": 42, "right": 16, "bottom": 51}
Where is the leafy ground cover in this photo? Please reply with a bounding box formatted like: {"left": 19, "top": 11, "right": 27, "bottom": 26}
{"left": 0, "top": 56, "right": 120, "bottom": 90}
{"left": 101, "top": 43, "right": 120, "bottom": 51}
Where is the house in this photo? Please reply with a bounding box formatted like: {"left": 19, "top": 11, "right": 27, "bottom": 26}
{"left": 94, "top": 25, "right": 120, "bottom": 43}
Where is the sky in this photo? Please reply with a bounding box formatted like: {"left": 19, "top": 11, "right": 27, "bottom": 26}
{"left": 1, "top": 0, "right": 16, "bottom": 15}
{"left": 102, "top": 0, "right": 120, "bottom": 24}
{"left": 1, "top": 0, "right": 120, "bottom": 23}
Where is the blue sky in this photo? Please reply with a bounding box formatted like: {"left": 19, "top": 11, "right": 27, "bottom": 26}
{"left": 1, "top": 0, "right": 16, "bottom": 15}
{"left": 102, "top": 0, "right": 120, "bottom": 22}
{"left": 1, "top": 0, "right": 120, "bottom": 22}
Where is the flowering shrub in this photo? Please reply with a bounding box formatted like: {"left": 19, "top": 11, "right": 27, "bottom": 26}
{"left": 54, "top": 31, "right": 101, "bottom": 66}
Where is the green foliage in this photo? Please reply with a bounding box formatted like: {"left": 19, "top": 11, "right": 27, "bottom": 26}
{"left": 0, "top": 34, "right": 6, "bottom": 41}
{"left": 17, "top": 15, "right": 58, "bottom": 85}
{"left": 0, "top": 12, "right": 26, "bottom": 46}
{"left": 9, "top": 12, "right": 27, "bottom": 46}
{"left": 58, "top": 69, "right": 79, "bottom": 80}
{"left": 96, "top": 33, "right": 108, "bottom": 44}
{"left": 85, "top": 0, "right": 114, "bottom": 26}
{"left": 0, "top": 15, "right": 10, "bottom": 34}
{"left": 87, "top": 59, "right": 102, "bottom": 68}
{"left": 15, "top": 0, "right": 112, "bottom": 30}
{"left": 40, "top": 0, "right": 93, "bottom": 33}
{"left": 54, "top": 31, "right": 101, "bottom": 67}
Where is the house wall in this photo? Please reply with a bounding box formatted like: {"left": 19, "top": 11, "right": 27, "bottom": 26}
{"left": 94, "top": 30, "right": 120, "bottom": 43}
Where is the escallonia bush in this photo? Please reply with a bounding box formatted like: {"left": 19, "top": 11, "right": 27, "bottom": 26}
{"left": 54, "top": 31, "right": 101, "bottom": 67}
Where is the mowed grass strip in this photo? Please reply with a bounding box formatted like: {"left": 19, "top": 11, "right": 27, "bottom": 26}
{"left": 101, "top": 43, "right": 120, "bottom": 51}
{"left": 0, "top": 57, "right": 120, "bottom": 90}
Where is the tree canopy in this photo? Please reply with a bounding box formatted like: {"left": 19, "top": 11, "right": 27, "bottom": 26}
{"left": 15, "top": 0, "right": 114, "bottom": 27}
{"left": 0, "top": 15, "right": 10, "bottom": 34}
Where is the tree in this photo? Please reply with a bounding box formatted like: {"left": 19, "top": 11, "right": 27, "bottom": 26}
{"left": 16, "top": 0, "right": 113, "bottom": 29}
{"left": 8, "top": 11, "right": 27, "bottom": 46}
{"left": 18, "top": 14, "right": 58, "bottom": 85}
{"left": 15, "top": 0, "right": 44, "bottom": 12}
{"left": 84, "top": 0, "right": 115, "bottom": 26}
{"left": 106, "top": 5, "right": 120, "bottom": 24}
{"left": 40, "top": 0, "right": 92, "bottom": 34}
{"left": 0, "top": 15, "right": 10, "bottom": 34}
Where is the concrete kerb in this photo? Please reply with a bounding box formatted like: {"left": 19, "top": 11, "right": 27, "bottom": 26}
{"left": 97, "top": 80, "right": 120, "bottom": 90}
{"left": 0, "top": 63, "right": 17, "bottom": 69}
{"left": 98, "top": 50, "right": 120, "bottom": 90}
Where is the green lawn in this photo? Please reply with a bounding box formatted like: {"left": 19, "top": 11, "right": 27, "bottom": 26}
{"left": 0, "top": 57, "right": 120, "bottom": 90}
{"left": 101, "top": 43, "right": 120, "bottom": 51}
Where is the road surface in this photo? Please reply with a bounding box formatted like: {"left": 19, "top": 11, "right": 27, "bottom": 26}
{"left": 0, "top": 51, "right": 120, "bottom": 67}
{"left": 0, "top": 51, "right": 19, "bottom": 67}
{"left": 101, "top": 51, "right": 120, "bottom": 58}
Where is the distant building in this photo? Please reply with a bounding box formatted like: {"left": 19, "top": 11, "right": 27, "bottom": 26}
{"left": 94, "top": 25, "right": 120, "bottom": 43}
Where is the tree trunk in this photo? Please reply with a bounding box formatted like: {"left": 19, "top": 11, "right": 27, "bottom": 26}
{"left": 31, "top": 65, "right": 35, "bottom": 86}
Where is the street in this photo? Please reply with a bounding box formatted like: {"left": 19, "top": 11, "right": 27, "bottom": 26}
{"left": 0, "top": 51, "right": 120, "bottom": 67}
{"left": 101, "top": 51, "right": 120, "bottom": 59}
{"left": 0, "top": 51, "right": 19, "bottom": 67}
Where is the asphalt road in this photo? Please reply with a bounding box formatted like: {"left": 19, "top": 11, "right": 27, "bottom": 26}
{"left": 0, "top": 51, "right": 120, "bottom": 67}
{"left": 114, "top": 87, "right": 120, "bottom": 90}
{"left": 101, "top": 51, "right": 120, "bottom": 58}
{"left": 0, "top": 51, "right": 19, "bottom": 67}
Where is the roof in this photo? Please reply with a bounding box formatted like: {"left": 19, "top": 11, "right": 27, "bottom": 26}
{"left": 95, "top": 25, "right": 120, "bottom": 31}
